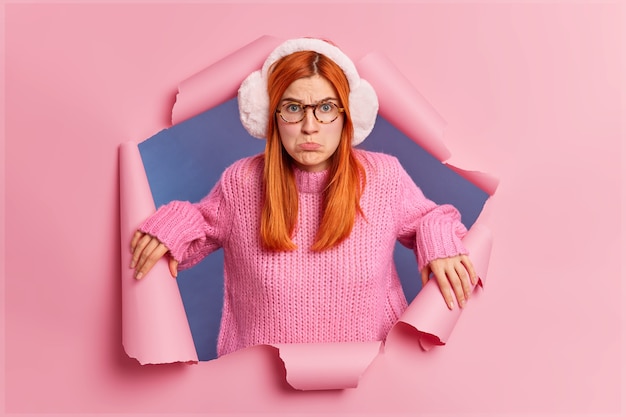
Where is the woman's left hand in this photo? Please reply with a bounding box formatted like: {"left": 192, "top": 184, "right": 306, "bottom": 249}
{"left": 421, "top": 254, "right": 477, "bottom": 310}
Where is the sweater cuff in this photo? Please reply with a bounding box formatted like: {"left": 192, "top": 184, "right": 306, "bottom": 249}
{"left": 138, "top": 201, "right": 206, "bottom": 263}
{"left": 416, "top": 215, "right": 468, "bottom": 272}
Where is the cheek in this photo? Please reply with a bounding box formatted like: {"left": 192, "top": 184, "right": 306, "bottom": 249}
{"left": 328, "top": 121, "right": 344, "bottom": 144}
{"left": 334, "top": 122, "right": 344, "bottom": 136}
{"left": 277, "top": 124, "right": 296, "bottom": 146}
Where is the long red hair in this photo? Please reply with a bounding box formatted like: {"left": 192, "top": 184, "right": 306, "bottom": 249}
{"left": 260, "top": 50, "right": 366, "bottom": 251}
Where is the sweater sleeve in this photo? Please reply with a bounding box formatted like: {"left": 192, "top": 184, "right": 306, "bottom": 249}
{"left": 394, "top": 159, "right": 468, "bottom": 272}
{"left": 138, "top": 180, "right": 230, "bottom": 270}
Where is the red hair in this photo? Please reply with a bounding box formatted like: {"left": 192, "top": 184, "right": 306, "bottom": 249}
{"left": 260, "top": 50, "right": 366, "bottom": 251}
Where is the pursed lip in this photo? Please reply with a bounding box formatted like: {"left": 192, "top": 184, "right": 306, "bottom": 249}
{"left": 298, "top": 142, "right": 322, "bottom": 151}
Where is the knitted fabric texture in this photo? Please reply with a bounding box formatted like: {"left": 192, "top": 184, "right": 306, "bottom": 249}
{"left": 139, "top": 150, "right": 468, "bottom": 356}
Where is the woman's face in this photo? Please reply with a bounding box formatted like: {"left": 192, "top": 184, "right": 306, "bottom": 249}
{"left": 277, "top": 75, "right": 344, "bottom": 172}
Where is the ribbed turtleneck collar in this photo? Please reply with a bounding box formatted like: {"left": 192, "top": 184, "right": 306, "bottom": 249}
{"left": 293, "top": 166, "right": 330, "bottom": 194}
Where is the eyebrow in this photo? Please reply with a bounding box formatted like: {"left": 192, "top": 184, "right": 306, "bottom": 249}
{"left": 280, "top": 97, "right": 339, "bottom": 105}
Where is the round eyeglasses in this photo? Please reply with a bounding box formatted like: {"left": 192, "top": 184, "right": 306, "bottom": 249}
{"left": 276, "top": 102, "right": 345, "bottom": 124}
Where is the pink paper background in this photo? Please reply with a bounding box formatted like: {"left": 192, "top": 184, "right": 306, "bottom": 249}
{"left": 2, "top": 1, "right": 623, "bottom": 416}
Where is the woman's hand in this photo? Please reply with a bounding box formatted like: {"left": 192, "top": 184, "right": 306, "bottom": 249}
{"left": 130, "top": 231, "right": 179, "bottom": 280}
{"left": 420, "top": 254, "right": 477, "bottom": 310}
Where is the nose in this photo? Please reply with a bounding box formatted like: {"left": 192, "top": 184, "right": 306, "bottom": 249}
{"left": 300, "top": 107, "right": 319, "bottom": 135}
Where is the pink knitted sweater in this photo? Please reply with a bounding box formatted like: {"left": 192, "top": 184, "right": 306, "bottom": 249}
{"left": 139, "top": 150, "right": 468, "bottom": 356}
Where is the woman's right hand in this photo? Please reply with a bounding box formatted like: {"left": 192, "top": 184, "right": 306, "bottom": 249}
{"left": 130, "top": 231, "right": 179, "bottom": 280}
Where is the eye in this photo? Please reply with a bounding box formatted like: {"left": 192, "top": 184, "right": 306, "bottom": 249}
{"left": 284, "top": 103, "right": 302, "bottom": 113}
{"left": 318, "top": 103, "right": 334, "bottom": 113}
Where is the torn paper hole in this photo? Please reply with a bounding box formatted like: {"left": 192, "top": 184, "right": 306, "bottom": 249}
{"left": 119, "top": 36, "right": 498, "bottom": 389}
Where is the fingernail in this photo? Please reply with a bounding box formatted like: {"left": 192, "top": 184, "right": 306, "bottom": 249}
{"left": 130, "top": 261, "right": 135, "bottom": 268}
{"left": 448, "top": 301, "right": 454, "bottom": 310}
{"left": 135, "top": 272, "right": 143, "bottom": 280}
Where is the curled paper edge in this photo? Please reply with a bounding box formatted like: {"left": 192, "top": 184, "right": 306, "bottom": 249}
{"left": 171, "top": 35, "right": 282, "bottom": 126}
{"left": 119, "top": 142, "right": 198, "bottom": 364}
{"left": 357, "top": 51, "right": 451, "bottom": 162}
{"left": 393, "top": 223, "right": 494, "bottom": 352}
{"left": 445, "top": 163, "right": 500, "bottom": 196}
{"left": 272, "top": 341, "right": 383, "bottom": 391}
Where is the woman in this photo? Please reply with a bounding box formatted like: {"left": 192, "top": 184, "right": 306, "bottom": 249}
{"left": 130, "top": 38, "right": 476, "bottom": 357}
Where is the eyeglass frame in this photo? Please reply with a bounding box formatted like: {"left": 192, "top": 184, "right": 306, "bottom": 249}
{"left": 276, "top": 101, "right": 345, "bottom": 124}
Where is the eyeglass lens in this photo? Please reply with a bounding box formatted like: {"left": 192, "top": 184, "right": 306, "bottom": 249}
{"left": 279, "top": 102, "right": 340, "bottom": 123}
